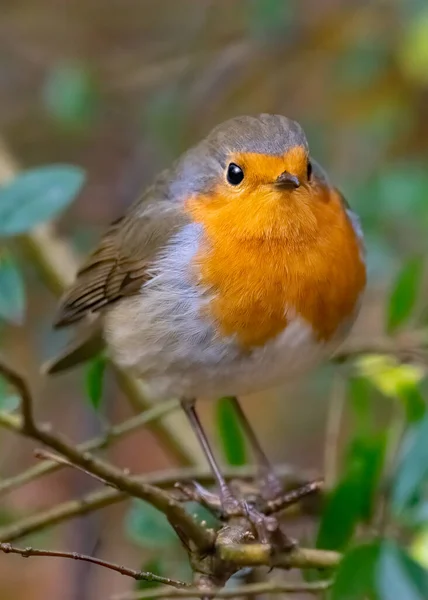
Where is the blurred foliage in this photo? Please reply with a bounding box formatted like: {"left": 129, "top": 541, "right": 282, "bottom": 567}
{"left": 0, "top": 251, "right": 25, "bottom": 325}
{"left": 42, "top": 62, "right": 100, "bottom": 131}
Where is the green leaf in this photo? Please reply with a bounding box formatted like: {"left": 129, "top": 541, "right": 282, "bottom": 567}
{"left": 331, "top": 542, "right": 379, "bottom": 600}
{"left": 376, "top": 541, "right": 428, "bottom": 600}
{"left": 392, "top": 414, "right": 428, "bottom": 514}
{"left": 317, "top": 434, "right": 386, "bottom": 551}
{"left": 0, "top": 376, "right": 20, "bottom": 413}
{"left": 43, "top": 63, "right": 99, "bottom": 128}
{"left": 216, "top": 397, "right": 247, "bottom": 466}
{"left": 85, "top": 356, "right": 107, "bottom": 411}
{"left": 0, "top": 252, "right": 25, "bottom": 324}
{"left": 387, "top": 257, "right": 423, "bottom": 334}
{"left": 125, "top": 500, "right": 178, "bottom": 549}
{"left": 0, "top": 165, "right": 85, "bottom": 236}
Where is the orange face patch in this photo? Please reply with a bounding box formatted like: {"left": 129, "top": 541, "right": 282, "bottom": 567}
{"left": 186, "top": 151, "right": 366, "bottom": 348}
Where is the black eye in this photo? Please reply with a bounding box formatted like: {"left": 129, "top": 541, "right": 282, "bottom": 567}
{"left": 307, "top": 161, "right": 313, "bottom": 181}
{"left": 227, "top": 163, "right": 244, "bottom": 185}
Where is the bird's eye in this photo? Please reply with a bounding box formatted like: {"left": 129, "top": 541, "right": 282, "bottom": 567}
{"left": 227, "top": 163, "right": 244, "bottom": 185}
{"left": 307, "top": 161, "right": 313, "bottom": 181}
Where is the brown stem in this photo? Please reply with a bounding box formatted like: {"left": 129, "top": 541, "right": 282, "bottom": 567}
{"left": 112, "top": 580, "right": 331, "bottom": 600}
{"left": 0, "top": 543, "right": 188, "bottom": 589}
{"left": 0, "top": 464, "right": 318, "bottom": 543}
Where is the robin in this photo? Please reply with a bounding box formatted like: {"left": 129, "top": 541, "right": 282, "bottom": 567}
{"left": 45, "top": 114, "right": 366, "bottom": 543}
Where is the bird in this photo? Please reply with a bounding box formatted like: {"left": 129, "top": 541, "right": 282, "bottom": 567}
{"left": 45, "top": 114, "right": 366, "bottom": 544}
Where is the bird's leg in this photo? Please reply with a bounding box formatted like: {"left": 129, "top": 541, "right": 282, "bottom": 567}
{"left": 180, "top": 398, "right": 238, "bottom": 510}
{"left": 229, "top": 397, "right": 283, "bottom": 500}
{"left": 180, "top": 399, "right": 285, "bottom": 545}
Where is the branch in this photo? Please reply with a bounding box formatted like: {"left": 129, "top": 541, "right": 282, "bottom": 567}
{"left": 0, "top": 357, "right": 214, "bottom": 551}
{"left": 0, "top": 543, "right": 188, "bottom": 589}
{"left": 0, "top": 465, "right": 318, "bottom": 543}
{"left": 0, "top": 486, "right": 125, "bottom": 542}
{"left": 112, "top": 580, "right": 331, "bottom": 600}
{"left": 217, "top": 543, "right": 341, "bottom": 570}
{"left": 0, "top": 399, "right": 179, "bottom": 498}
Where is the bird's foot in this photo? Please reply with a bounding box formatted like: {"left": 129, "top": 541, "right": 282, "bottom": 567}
{"left": 221, "top": 491, "right": 296, "bottom": 549}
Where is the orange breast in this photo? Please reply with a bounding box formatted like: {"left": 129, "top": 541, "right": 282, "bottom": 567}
{"left": 186, "top": 183, "right": 366, "bottom": 349}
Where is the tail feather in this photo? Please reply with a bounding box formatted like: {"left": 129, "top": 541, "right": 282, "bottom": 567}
{"left": 42, "top": 322, "right": 105, "bottom": 375}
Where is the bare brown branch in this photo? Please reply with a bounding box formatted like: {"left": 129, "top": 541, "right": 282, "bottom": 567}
{"left": 0, "top": 543, "right": 189, "bottom": 589}
{"left": 0, "top": 465, "right": 318, "bottom": 543}
{"left": 112, "top": 580, "right": 331, "bottom": 600}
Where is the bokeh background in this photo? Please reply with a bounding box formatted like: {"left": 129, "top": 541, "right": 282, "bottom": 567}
{"left": 1, "top": 0, "right": 428, "bottom": 598}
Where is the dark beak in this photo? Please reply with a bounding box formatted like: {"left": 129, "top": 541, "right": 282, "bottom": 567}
{"left": 275, "top": 171, "right": 300, "bottom": 189}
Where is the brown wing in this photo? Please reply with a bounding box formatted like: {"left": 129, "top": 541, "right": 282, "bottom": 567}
{"left": 53, "top": 184, "right": 187, "bottom": 328}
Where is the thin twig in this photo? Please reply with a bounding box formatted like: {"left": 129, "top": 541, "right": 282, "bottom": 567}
{"left": 0, "top": 543, "right": 188, "bottom": 588}
{"left": 34, "top": 449, "right": 114, "bottom": 487}
{"left": 0, "top": 486, "right": 126, "bottom": 542}
{"left": 111, "top": 580, "right": 332, "bottom": 600}
{"left": 264, "top": 479, "right": 323, "bottom": 515}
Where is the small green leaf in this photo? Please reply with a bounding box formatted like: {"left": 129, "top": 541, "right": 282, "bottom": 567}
{"left": 216, "top": 397, "right": 247, "bottom": 466}
{"left": 376, "top": 541, "right": 428, "bottom": 600}
{"left": 392, "top": 414, "right": 428, "bottom": 514}
{"left": 0, "top": 252, "right": 25, "bottom": 324}
{"left": 331, "top": 542, "right": 379, "bottom": 600}
{"left": 387, "top": 257, "right": 423, "bottom": 333}
{"left": 317, "top": 433, "right": 386, "bottom": 551}
{"left": 85, "top": 356, "right": 107, "bottom": 411}
{"left": 43, "top": 63, "right": 99, "bottom": 128}
{"left": 0, "top": 376, "right": 20, "bottom": 413}
{"left": 0, "top": 165, "right": 85, "bottom": 236}
{"left": 125, "top": 500, "right": 178, "bottom": 549}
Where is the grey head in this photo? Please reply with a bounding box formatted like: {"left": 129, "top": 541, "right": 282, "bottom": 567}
{"left": 168, "top": 114, "right": 311, "bottom": 201}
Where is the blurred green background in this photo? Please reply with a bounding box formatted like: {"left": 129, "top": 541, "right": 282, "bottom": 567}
{"left": 1, "top": 0, "right": 428, "bottom": 598}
